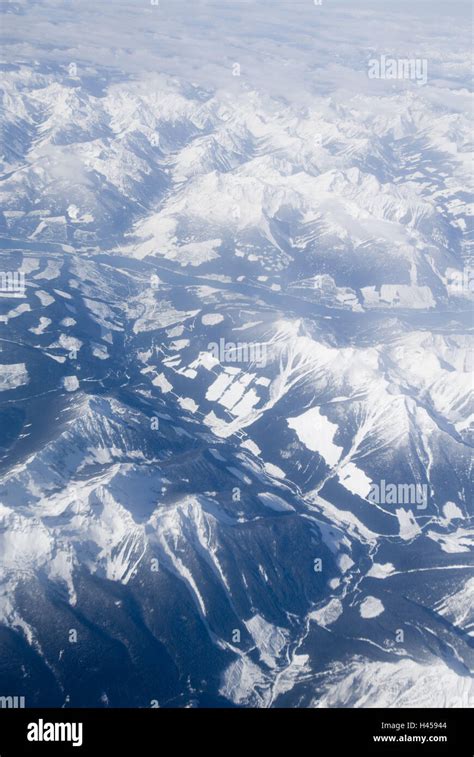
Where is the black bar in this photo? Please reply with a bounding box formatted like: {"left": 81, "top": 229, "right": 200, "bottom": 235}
{"left": 0, "top": 708, "right": 471, "bottom": 755}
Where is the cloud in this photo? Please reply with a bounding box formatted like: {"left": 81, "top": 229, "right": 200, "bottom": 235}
{"left": 1, "top": 0, "right": 471, "bottom": 105}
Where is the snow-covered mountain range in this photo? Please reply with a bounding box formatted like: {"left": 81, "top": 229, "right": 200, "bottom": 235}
{"left": 0, "top": 0, "right": 472, "bottom": 708}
